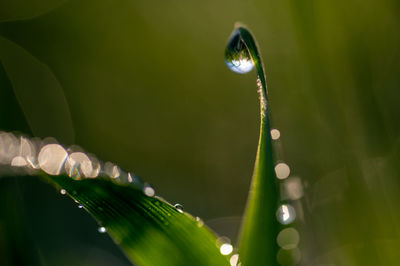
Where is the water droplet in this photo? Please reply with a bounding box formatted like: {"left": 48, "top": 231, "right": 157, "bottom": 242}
{"left": 195, "top": 216, "right": 204, "bottom": 227}
{"left": 230, "top": 254, "right": 239, "bottom": 266}
{"left": 78, "top": 205, "right": 83, "bottom": 208}
{"left": 270, "top": 129, "right": 281, "bottom": 140}
{"left": 275, "top": 163, "right": 291, "bottom": 179}
{"left": 276, "top": 228, "right": 300, "bottom": 250}
{"left": 276, "top": 204, "right": 296, "bottom": 225}
{"left": 225, "top": 29, "right": 254, "bottom": 74}
{"left": 127, "top": 173, "right": 133, "bottom": 183}
{"left": 220, "top": 243, "right": 233, "bottom": 255}
{"left": 283, "top": 177, "right": 303, "bottom": 200}
{"left": 174, "top": 204, "right": 184, "bottom": 213}
{"left": 65, "top": 152, "right": 94, "bottom": 179}
{"left": 277, "top": 247, "right": 301, "bottom": 265}
{"left": 60, "top": 189, "right": 67, "bottom": 195}
{"left": 38, "top": 144, "right": 68, "bottom": 175}
{"left": 143, "top": 185, "right": 155, "bottom": 197}
{"left": 11, "top": 156, "right": 28, "bottom": 167}
{"left": 98, "top": 226, "right": 107, "bottom": 233}
{"left": 104, "top": 162, "right": 120, "bottom": 179}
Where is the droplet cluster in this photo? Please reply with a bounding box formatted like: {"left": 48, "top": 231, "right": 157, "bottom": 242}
{"left": 270, "top": 128, "right": 304, "bottom": 265}
{"left": 0, "top": 131, "right": 151, "bottom": 196}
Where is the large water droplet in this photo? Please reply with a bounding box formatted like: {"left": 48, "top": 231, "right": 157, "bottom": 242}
{"left": 225, "top": 30, "right": 254, "bottom": 74}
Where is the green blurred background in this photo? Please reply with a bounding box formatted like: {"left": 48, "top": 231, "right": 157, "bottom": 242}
{"left": 1, "top": 0, "right": 400, "bottom": 265}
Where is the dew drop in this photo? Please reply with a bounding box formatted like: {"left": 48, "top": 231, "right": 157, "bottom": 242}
{"left": 98, "top": 226, "right": 107, "bottom": 233}
{"left": 127, "top": 173, "right": 133, "bottom": 183}
{"left": 195, "top": 216, "right": 204, "bottom": 227}
{"left": 220, "top": 243, "right": 233, "bottom": 256}
{"left": 275, "top": 163, "right": 291, "bottom": 179}
{"left": 174, "top": 204, "right": 184, "bottom": 213}
{"left": 225, "top": 29, "right": 254, "bottom": 74}
{"left": 60, "top": 189, "right": 67, "bottom": 195}
{"left": 11, "top": 156, "right": 27, "bottom": 167}
{"left": 276, "top": 228, "right": 300, "bottom": 250}
{"left": 230, "top": 254, "right": 239, "bottom": 266}
{"left": 276, "top": 204, "right": 296, "bottom": 225}
{"left": 270, "top": 129, "right": 281, "bottom": 140}
{"left": 143, "top": 185, "right": 155, "bottom": 197}
{"left": 78, "top": 205, "right": 83, "bottom": 209}
{"left": 65, "top": 152, "right": 93, "bottom": 179}
{"left": 38, "top": 144, "right": 68, "bottom": 175}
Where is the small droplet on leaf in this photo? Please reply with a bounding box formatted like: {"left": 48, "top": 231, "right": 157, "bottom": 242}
{"left": 225, "top": 29, "right": 254, "bottom": 74}
{"left": 98, "top": 226, "right": 107, "bottom": 233}
{"left": 174, "top": 204, "right": 184, "bottom": 213}
{"left": 143, "top": 185, "right": 155, "bottom": 197}
{"left": 220, "top": 243, "right": 233, "bottom": 255}
{"left": 60, "top": 189, "right": 66, "bottom": 195}
{"left": 276, "top": 204, "right": 296, "bottom": 225}
{"left": 195, "top": 216, "right": 204, "bottom": 227}
{"left": 270, "top": 129, "right": 281, "bottom": 140}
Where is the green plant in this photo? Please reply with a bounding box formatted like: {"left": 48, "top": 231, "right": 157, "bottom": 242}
{"left": 1, "top": 13, "right": 284, "bottom": 266}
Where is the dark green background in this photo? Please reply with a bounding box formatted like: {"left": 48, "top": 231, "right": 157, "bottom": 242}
{"left": 1, "top": 0, "right": 400, "bottom": 265}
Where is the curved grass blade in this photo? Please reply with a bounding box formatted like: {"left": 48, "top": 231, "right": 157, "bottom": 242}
{"left": 225, "top": 23, "right": 280, "bottom": 265}
{"left": 0, "top": 132, "right": 230, "bottom": 266}
{"left": 47, "top": 175, "right": 230, "bottom": 266}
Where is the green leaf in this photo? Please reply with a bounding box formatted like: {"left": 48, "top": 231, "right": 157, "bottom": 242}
{"left": 0, "top": 0, "right": 67, "bottom": 22}
{"left": 225, "top": 23, "right": 280, "bottom": 265}
{"left": 0, "top": 128, "right": 230, "bottom": 266}
{"left": 41, "top": 174, "right": 230, "bottom": 266}
{"left": 0, "top": 125, "right": 230, "bottom": 265}
{"left": 0, "top": 36, "right": 75, "bottom": 144}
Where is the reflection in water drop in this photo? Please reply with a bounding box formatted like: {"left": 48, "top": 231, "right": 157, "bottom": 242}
{"left": 78, "top": 205, "right": 83, "bottom": 208}
{"left": 220, "top": 243, "right": 233, "bottom": 255}
{"left": 271, "top": 129, "right": 281, "bottom": 140}
{"left": 98, "top": 226, "right": 107, "bottom": 233}
{"left": 38, "top": 144, "right": 68, "bottom": 175}
{"left": 276, "top": 204, "right": 296, "bottom": 225}
{"left": 230, "top": 254, "right": 239, "bottom": 266}
{"left": 275, "top": 163, "right": 290, "bottom": 180}
{"left": 225, "top": 30, "right": 254, "bottom": 74}
{"left": 277, "top": 228, "right": 300, "bottom": 250}
{"left": 174, "top": 204, "right": 184, "bottom": 213}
